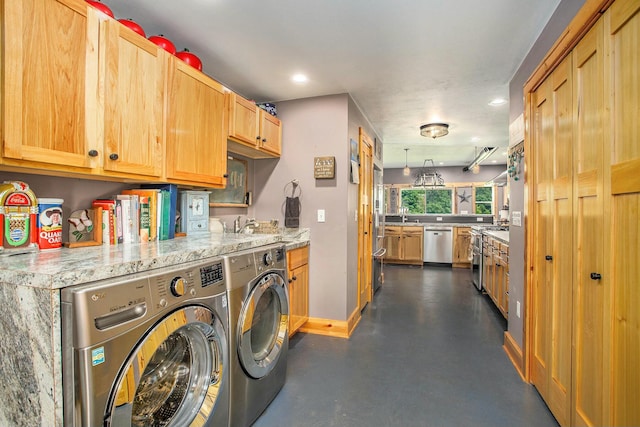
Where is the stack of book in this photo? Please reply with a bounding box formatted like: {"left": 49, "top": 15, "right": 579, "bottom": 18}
{"left": 92, "top": 184, "right": 178, "bottom": 245}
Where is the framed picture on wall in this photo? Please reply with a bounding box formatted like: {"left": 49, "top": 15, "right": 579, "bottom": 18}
{"left": 209, "top": 157, "right": 248, "bottom": 206}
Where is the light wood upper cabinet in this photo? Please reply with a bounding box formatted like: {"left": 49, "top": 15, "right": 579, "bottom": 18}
{"left": 101, "top": 19, "right": 165, "bottom": 179}
{"left": 227, "top": 92, "right": 281, "bottom": 158}
{"left": 165, "top": 58, "right": 227, "bottom": 187}
{"left": 258, "top": 111, "right": 282, "bottom": 156}
{"left": 2, "top": 0, "right": 100, "bottom": 172}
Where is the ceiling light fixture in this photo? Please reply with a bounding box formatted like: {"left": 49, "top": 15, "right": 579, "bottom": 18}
{"left": 420, "top": 123, "right": 449, "bottom": 139}
{"left": 403, "top": 148, "right": 411, "bottom": 176}
{"left": 463, "top": 147, "right": 499, "bottom": 173}
{"left": 291, "top": 73, "right": 308, "bottom": 83}
{"left": 489, "top": 98, "right": 507, "bottom": 106}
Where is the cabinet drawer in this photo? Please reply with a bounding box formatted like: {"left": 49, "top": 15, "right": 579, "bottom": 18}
{"left": 287, "top": 246, "right": 309, "bottom": 270}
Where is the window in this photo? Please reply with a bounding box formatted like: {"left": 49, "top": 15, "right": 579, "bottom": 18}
{"left": 401, "top": 188, "right": 452, "bottom": 214}
{"left": 474, "top": 186, "right": 493, "bottom": 214}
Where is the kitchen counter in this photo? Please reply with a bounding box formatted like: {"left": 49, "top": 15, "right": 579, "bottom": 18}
{"left": 0, "top": 228, "right": 309, "bottom": 427}
{"left": 483, "top": 230, "right": 509, "bottom": 243}
{"left": 0, "top": 228, "right": 310, "bottom": 290}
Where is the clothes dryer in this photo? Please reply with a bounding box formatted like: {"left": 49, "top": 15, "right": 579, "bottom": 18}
{"left": 224, "top": 244, "right": 289, "bottom": 427}
{"left": 61, "top": 257, "right": 229, "bottom": 427}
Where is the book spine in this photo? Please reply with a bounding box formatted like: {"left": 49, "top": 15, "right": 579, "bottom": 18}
{"left": 139, "top": 196, "right": 151, "bottom": 242}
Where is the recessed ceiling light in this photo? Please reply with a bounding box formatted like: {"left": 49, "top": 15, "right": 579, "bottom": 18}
{"left": 439, "top": 162, "right": 444, "bottom": 165}
{"left": 489, "top": 98, "right": 507, "bottom": 106}
{"left": 501, "top": 151, "right": 508, "bottom": 156}
{"left": 291, "top": 73, "right": 308, "bottom": 84}
{"left": 492, "top": 160, "right": 497, "bottom": 163}
{"left": 471, "top": 137, "right": 480, "bottom": 142}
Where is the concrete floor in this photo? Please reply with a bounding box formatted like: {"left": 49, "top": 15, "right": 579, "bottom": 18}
{"left": 253, "top": 264, "right": 559, "bottom": 427}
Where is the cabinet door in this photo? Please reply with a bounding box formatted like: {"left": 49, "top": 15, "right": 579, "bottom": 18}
{"left": 453, "top": 227, "right": 471, "bottom": 265}
{"left": 608, "top": 1, "right": 640, "bottom": 425}
{"left": 165, "top": 59, "right": 227, "bottom": 187}
{"left": 289, "top": 264, "right": 309, "bottom": 336}
{"left": 402, "top": 231, "right": 423, "bottom": 262}
{"left": 259, "top": 111, "right": 282, "bottom": 156}
{"left": 2, "top": 0, "right": 99, "bottom": 170}
{"left": 383, "top": 228, "right": 402, "bottom": 260}
{"left": 228, "top": 93, "right": 259, "bottom": 147}
{"left": 102, "top": 19, "right": 164, "bottom": 178}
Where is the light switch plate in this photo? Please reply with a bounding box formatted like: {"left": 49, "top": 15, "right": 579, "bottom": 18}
{"left": 516, "top": 301, "right": 521, "bottom": 318}
{"left": 512, "top": 211, "right": 522, "bottom": 227}
{"left": 317, "top": 209, "right": 325, "bottom": 223}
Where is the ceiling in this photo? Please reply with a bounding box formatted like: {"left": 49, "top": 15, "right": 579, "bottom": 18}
{"left": 108, "top": 0, "right": 560, "bottom": 169}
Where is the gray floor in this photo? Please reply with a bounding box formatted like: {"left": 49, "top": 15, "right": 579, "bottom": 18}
{"left": 253, "top": 264, "right": 559, "bottom": 427}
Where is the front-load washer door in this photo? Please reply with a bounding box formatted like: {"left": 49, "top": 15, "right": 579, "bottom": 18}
{"left": 237, "top": 272, "right": 289, "bottom": 379}
{"left": 105, "top": 305, "right": 226, "bottom": 427}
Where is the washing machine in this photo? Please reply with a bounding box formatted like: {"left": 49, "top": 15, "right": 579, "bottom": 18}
{"left": 61, "top": 257, "right": 230, "bottom": 427}
{"left": 224, "top": 244, "right": 289, "bottom": 427}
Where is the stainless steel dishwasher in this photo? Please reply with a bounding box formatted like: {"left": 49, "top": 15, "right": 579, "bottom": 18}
{"left": 423, "top": 226, "right": 453, "bottom": 263}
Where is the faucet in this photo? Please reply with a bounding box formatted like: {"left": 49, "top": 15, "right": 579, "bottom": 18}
{"left": 237, "top": 218, "right": 257, "bottom": 234}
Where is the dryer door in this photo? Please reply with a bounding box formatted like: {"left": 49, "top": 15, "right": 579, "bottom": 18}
{"left": 106, "top": 306, "right": 226, "bottom": 427}
{"left": 237, "top": 271, "right": 289, "bottom": 379}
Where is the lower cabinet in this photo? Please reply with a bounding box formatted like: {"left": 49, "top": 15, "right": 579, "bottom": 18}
{"left": 383, "top": 226, "right": 423, "bottom": 266}
{"left": 452, "top": 226, "right": 472, "bottom": 268}
{"left": 482, "top": 236, "right": 508, "bottom": 318}
{"left": 286, "top": 245, "right": 309, "bottom": 337}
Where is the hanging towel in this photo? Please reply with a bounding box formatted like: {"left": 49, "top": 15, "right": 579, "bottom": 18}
{"left": 285, "top": 196, "right": 300, "bottom": 228}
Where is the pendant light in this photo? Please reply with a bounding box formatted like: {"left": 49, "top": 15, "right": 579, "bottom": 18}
{"left": 403, "top": 148, "right": 411, "bottom": 176}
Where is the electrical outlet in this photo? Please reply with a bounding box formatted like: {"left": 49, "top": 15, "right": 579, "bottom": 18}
{"left": 516, "top": 301, "right": 521, "bottom": 318}
{"left": 317, "top": 209, "right": 325, "bottom": 223}
{"left": 436, "top": 217, "right": 443, "bottom": 221}
{"left": 476, "top": 217, "right": 484, "bottom": 222}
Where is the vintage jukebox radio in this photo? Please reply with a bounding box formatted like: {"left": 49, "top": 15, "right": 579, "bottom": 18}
{"left": 0, "top": 181, "right": 38, "bottom": 255}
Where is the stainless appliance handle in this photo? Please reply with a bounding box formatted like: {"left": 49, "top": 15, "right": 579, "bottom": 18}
{"left": 373, "top": 248, "right": 387, "bottom": 258}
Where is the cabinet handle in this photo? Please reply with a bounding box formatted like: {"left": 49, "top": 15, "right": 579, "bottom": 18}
{"left": 262, "top": 138, "right": 267, "bottom": 143}
{"left": 223, "top": 174, "right": 229, "bottom": 178}
{"left": 88, "top": 149, "right": 99, "bottom": 157}
{"left": 109, "top": 153, "right": 119, "bottom": 161}
{"left": 288, "top": 278, "right": 293, "bottom": 284}
{"left": 590, "top": 272, "right": 602, "bottom": 280}
{"left": 256, "top": 135, "right": 261, "bottom": 140}
{"left": 292, "top": 276, "right": 297, "bottom": 281}
{"left": 545, "top": 255, "right": 553, "bottom": 261}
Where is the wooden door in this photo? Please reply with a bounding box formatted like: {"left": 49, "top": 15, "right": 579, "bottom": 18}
{"left": 608, "top": 1, "right": 640, "bottom": 424}
{"left": 572, "top": 20, "right": 606, "bottom": 427}
{"left": 358, "top": 129, "right": 373, "bottom": 311}
{"left": 102, "top": 19, "right": 164, "bottom": 178}
{"left": 531, "top": 74, "right": 555, "bottom": 408}
{"left": 2, "top": 0, "right": 99, "bottom": 170}
{"left": 165, "top": 59, "right": 227, "bottom": 187}
{"left": 531, "top": 54, "right": 575, "bottom": 426}
{"left": 259, "top": 111, "right": 282, "bottom": 156}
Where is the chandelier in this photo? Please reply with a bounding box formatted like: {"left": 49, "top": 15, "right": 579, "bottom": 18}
{"left": 420, "top": 123, "right": 449, "bottom": 139}
{"left": 413, "top": 159, "right": 445, "bottom": 187}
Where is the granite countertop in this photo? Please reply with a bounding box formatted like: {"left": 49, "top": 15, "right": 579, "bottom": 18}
{"left": 0, "top": 228, "right": 310, "bottom": 290}
{"left": 385, "top": 222, "right": 491, "bottom": 228}
{"left": 483, "top": 230, "right": 509, "bottom": 243}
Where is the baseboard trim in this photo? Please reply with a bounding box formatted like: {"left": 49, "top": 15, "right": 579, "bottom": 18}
{"left": 503, "top": 331, "right": 526, "bottom": 381}
{"left": 297, "top": 308, "right": 362, "bottom": 339}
